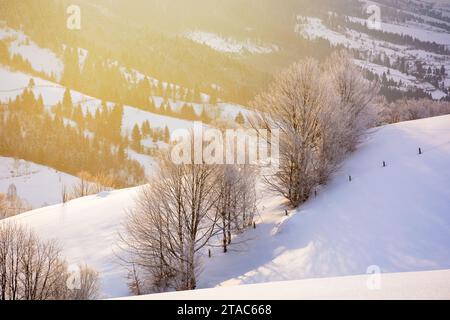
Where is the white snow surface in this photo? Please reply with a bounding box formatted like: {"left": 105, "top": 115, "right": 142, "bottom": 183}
{"left": 124, "top": 269, "right": 450, "bottom": 300}
{"left": 4, "top": 115, "right": 450, "bottom": 298}
{"left": 0, "top": 157, "right": 80, "bottom": 209}
{"left": 200, "top": 115, "right": 450, "bottom": 289}
{"left": 185, "top": 31, "right": 278, "bottom": 54}
{"left": 0, "top": 25, "right": 63, "bottom": 80}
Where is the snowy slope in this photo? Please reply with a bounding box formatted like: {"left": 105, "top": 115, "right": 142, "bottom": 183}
{"left": 0, "top": 67, "right": 196, "bottom": 135}
{"left": 4, "top": 115, "right": 450, "bottom": 298}
{"left": 0, "top": 24, "right": 64, "bottom": 80}
{"left": 353, "top": 59, "right": 447, "bottom": 99}
{"left": 0, "top": 24, "right": 212, "bottom": 103}
{"left": 0, "top": 157, "right": 80, "bottom": 209}
{"left": 125, "top": 269, "right": 450, "bottom": 300}
{"left": 3, "top": 187, "right": 141, "bottom": 297}
{"left": 200, "top": 115, "right": 450, "bottom": 288}
{"left": 296, "top": 15, "right": 450, "bottom": 99}
{"left": 348, "top": 16, "right": 450, "bottom": 46}
{"left": 0, "top": 67, "right": 249, "bottom": 135}
{"left": 185, "top": 30, "right": 278, "bottom": 54}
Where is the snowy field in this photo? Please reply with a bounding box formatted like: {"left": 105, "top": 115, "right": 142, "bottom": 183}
{"left": 0, "top": 24, "right": 63, "bottom": 80}
{"left": 185, "top": 30, "right": 278, "bottom": 55}
{"left": 4, "top": 115, "right": 450, "bottom": 298}
{"left": 126, "top": 269, "right": 450, "bottom": 300}
{"left": 0, "top": 156, "right": 80, "bottom": 209}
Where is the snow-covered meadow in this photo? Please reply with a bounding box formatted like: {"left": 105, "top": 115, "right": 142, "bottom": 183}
{"left": 185, "top": 31, "right": 279, "bottom": 55}
{"left": 0, "top": 157, "right": 80, "bottom": 209}
{"left": 0, "top": 24, "right": 64, "bottom": 80}
{"left": 5, "top": 115, "right": 450, "bottom": 298}
{"left": 127, "top": 269, "right": 450, "bottom": 300}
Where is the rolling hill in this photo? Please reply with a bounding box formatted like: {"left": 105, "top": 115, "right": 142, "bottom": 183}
{"left": 4, "top": 114, "right": 450, "bottom": 298}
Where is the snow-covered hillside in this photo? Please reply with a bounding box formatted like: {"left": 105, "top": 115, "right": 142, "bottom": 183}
{"left": 0, "top": 24, "right": 63, "bottom": 80}
{"left": 185, "top": 30, "right": 279, "bottom": 55}
{"left": 0, "top": 67, "right": 249, "bottom": 134}
{"left": 200, "top": 115, "right": 450, "bottom": 288}
{"left": 296, "top": 9, "right": 450, "bottom": 99}
{"left": 0, "top": 156, "right": 80, "bottom": 209}
{"left": 0, "top": 65, "right": 252, "bottom": 177}
{"left": 0, "top": 67, "right": 195, "bottom": 134}
{"left": 4, "top": 186, "right": 140, "bottom": 297}
{"left": 4, "top": 115, "right": 450, "bottom": 298}
{"left": 125, "top": 269, "right": 450, "bottom": 300}
{"left": 0, "top": 23, "right": 213, "bottom": 103}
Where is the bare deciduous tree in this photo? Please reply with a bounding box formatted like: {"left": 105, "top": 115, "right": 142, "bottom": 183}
{"left": 71, "top": 171, "right": 94, "bottom": 198}
{"left": 91, "top": 173, "right": 115, "bottom": 194}
{"left": 214, "top": 164, "right": 258, "bottom": 253}
{"left": 0, "top": 194, "right": 6, "bottom": 220}
{"left": 0, "top": 188, "right": 31, "bottom": 220}
{"left": 121, "top": 150, "right": 221, "bottom": 293}
{"left": 379, "top": 98, "right": 450, "bottom": 124}
{"left": 250, "top": 53, "right": 377, "bottom": 207}
{"left": 324, "top": 50, "right": 378, "bottom": 154}
{"left": 61, "top": 185, "right": 69, "bottom": 204}
{"left": 67, "top": 171, "right": 114, "bottom": 201}
{"left": 68, "top": 264, "right": 100, "bottom": 300}
{"left": 0, "top": 222, "right": 99, "bottom": 300}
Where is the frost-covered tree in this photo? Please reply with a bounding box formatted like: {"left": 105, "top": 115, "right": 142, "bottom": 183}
{"left": 250, "top": 58, "right": 333, "bottom": 206}
{"left": 121, "top": 150, "right": 221, "bottom": 293}
{"left": 1, "top": 185, "right": 30, "bottom": 219}
{"left": 214, "top": 164, "right": 258, "bottom": 253}
{"left": 379, "top": 98, "right": 450, "bottom": 124}
{"left": 250, "top": 53, "right": 377, "bottom": 207}
{"left": 323, "top": 51, "right": 378, "bottom": 154}
{"left": 0, "top": 222, "right": 99, "bottom": 300}
{"left": 62, "top": 88, "right": 73, "bottom": 111}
